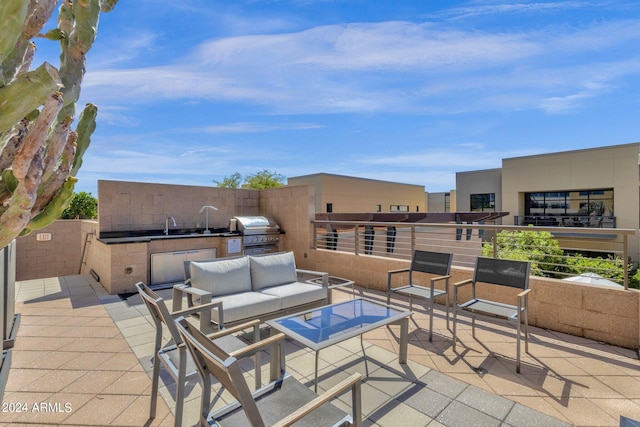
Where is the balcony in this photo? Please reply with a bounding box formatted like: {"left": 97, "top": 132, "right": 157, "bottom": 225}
{"left": 1, "top": 273, "right": 638, "bottom": 425}
{"left": 515, "top": 215, "right": 617, "bottom": 228}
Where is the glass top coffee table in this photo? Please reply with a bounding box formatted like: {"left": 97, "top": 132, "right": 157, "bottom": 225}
{"left": 266, "top": 298, "right": 412, "bottom": 391}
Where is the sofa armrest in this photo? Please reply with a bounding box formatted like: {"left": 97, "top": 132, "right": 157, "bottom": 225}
{"left": 296, "top": 269, "right": 329, "bottom": 287}
{"left": 173, "top": 284, "right": 213, "bottom": 312}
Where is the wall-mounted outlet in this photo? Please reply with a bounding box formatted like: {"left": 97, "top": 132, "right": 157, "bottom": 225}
{"left": 36, "top": 233, "right": 52, "bottom": 242}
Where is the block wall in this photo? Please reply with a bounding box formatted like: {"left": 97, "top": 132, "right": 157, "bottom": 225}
{"left": 97, "top": 180, "right": 260, "bottom": 232}
{"left": 16, "top": 220, "right": 86, "bottom": 281}
{"left": 311, "top": 250, "right": 640, "bottom": 349}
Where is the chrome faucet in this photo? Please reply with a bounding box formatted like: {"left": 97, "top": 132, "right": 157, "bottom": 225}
{"left": 164, "top": 216, "right": 176, "bottom": 235}
{"left": 199, "top": 205, "right": 218, "bottom": 234}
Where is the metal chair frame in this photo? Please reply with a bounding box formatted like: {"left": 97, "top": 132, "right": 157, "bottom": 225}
{"left": 452, "top": 257, "right": 531, "bottom": 373}
{"left": 387, "top": 250, "right": 453, "bottom": 341}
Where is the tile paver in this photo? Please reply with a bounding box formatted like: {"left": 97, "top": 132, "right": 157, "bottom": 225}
{"left": 1, "top": 274, "right": 639, "bottom": 426}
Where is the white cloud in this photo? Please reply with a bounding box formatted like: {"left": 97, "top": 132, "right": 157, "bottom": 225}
{"left": 82, "top": 16, "right": 640, "bottom": 116}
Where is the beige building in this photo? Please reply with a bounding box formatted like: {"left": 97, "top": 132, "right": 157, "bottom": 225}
{"left": 288, "top": 173, "right": 426, "bottom": 213}
{"left": 426, "top": 190, "right": 456, "bottom": 212}
{"left": 456, "top": 143, "right": 640, "bottom": 261}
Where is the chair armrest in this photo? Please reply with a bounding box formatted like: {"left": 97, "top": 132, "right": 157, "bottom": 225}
{"left": 172, "top": 284, "right": 212, "bottom": 311}
{"left": 388, "top": 268, "right": 410, "bottom": 276}
{"left": 517, "top": 288, "right": 531, "bottom": 298}
{"left": 453, "top": 279, "right": 473, "bottom": 288}
{"left": 229, "top": 332, "right": 286, "bottom": 359}
{"left": 273, "top": 373, "right": 363, "bottom": 427}
{"left": 171, "top": 300, "right": 222, "bottom": 319}
{"left": 517, "top": 288, "right": 531, "bottom": 313}
{"left": 206, "top": 319, "right": 261, "bottom": 340}
{"left": 387, "top": 268, "right": 410, "bottom": 292}
{"left": 431, "top": 274, "right": 451, "bottom": 283}
{"left": 171, "top": 300, "right": 221, "bottom": 334}
{"left": 453, "top": 279, "right": 473, "bottom": 305}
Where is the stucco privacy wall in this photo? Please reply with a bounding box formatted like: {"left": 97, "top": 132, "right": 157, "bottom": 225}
{"left": 97, "top": 180, "right": 260, "bottom": 232}
{"left": 16, "top": 220, "right": 84, "bottom": 281}
{"left": 312, "top": 250, "right": 640, "bottom": 349}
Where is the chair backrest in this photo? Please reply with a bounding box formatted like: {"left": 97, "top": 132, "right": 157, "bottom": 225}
{"left": 175, "top": 317, "right": 263, "bottom": 426}
{"left": 183, "top": 258, "right": 218, "bottom": 284}
{"left": 135, "top": 282, "right": 183, "bottom": 346}
{"left": 411, "top": 250, "right": 453, "bottom": 276}
{"left": 473, "top": 257, "right": 530, "bottom": 290}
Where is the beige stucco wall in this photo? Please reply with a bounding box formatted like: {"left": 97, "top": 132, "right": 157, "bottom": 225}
{"left": 16, "top": 220, "right": 86, "bottom": 281}
{"left": 455, "top": 168, "right": 502, "bottom": 213}
{"left": 288, "top": 173, "right": 426, "bottom": 213}
{"left": 426, "top": 191, "right": 456, "bottom": 212}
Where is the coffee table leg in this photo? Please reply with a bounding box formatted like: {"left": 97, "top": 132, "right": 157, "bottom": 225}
{"left": 314, "top": 350, "right": 320, "bottom": 393}
{"left": 399, "top": 318, "right": 408, "bottom": 364}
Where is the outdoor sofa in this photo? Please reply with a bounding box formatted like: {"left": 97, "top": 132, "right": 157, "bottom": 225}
{"left": 173, "top": 251, "right": 331, "bottom": 329}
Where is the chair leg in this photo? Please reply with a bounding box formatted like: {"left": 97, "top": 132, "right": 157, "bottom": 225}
{"left": 175, "top": 356, "right": 187, "bottom": 427}
{"left": 471, "top": 316, "right": 476, "bottom": 339}
{"left": 516, "top": 314, "right": 522, "bottom": 373}
{"left": 445, "top": 291, "right": 450, "bottom": 331}
{"left": 253, "top": 324, "right": 261, "bottom": 389}
{"left": 524, "top": 309, "right": 529, "bottom": 354}
{"left": 428, "top": 297, "right": 434, "bottom": 342}
{"left": 200, "top": 375, "right": 211, "bottom": 427}
{"left": 150, "top": 354, "right": 160, "bottom": 419}
{"left": 452, "top": 308, "right": 457, "bottom": 351}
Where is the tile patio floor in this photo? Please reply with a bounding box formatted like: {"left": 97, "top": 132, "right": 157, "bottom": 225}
{"left": 0, "top": 274, "right": 639, "bottom": 426}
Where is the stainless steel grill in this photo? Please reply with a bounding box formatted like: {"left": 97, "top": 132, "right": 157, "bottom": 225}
{"left": 232, "top": 216, "right": 281, "bottom": 254}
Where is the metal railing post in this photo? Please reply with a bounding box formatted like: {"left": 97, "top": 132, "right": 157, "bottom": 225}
{"left": 623, "top": 234, "right": 628, "bottom": 290}
{"left": 411, "top": 226, "right": 416, "bottom": 253}
{"left": 354, "top": 224, "right": 360, "bottom": 256}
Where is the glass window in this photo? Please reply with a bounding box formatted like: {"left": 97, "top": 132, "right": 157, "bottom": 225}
{"left": 326, "top": 203, "right": 333, "bottom": 213}
{"left": 524, "top": 189, "right": 613, "bottom": 217}
{"left": 390, "top": 205, "right": 409, "bottom": 212}
{"left": 470, "top": 193, "right": 495, "bottom": 212}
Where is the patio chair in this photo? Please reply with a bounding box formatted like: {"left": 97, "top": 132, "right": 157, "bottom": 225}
{"left": 135, "top": 282, "right": 262, "bottom": 427}
{"left": 387, "top": 250, "right": 453, "bottom": 341}
{"left": 452, "top": 257, "right": 531, "bottom": 373}
{"left": 175, "top": 316, "right": 363, "bottom": 427}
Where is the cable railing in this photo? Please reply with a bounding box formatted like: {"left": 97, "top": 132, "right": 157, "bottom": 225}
{"left": 312, "top": 220, "right": 637, "bottom": 289}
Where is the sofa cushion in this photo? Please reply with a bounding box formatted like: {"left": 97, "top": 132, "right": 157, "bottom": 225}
{"left": 260, "top": 282, "right": 327, "bottom": 309}
{"left": 190, "top": 257, "right": 252, "bottom": 297}
{"left": 249, "top": 252, "right": 298, "bottom": 291}
{"left": 210, "top": 292, "right": 281, "bottom": 324}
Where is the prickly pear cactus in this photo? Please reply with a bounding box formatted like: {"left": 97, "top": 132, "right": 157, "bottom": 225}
{"left": 0, "top": 0, "right": 116, "bottom": 247}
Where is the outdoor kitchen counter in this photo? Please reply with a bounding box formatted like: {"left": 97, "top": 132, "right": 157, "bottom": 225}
{"left": 98, "top": 232, "right": 238, "bottom": 245}
{"left": 98, "top": 228, "right": 240, "bottom": 245}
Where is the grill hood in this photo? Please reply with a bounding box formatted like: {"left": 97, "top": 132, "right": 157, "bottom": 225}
{"left": 232, "top": 216, "right": 280, "bottom": 235}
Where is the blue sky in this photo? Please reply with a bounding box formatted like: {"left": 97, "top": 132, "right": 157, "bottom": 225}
{"left": 35, "top": 0, "right": 640, "bottom": 196}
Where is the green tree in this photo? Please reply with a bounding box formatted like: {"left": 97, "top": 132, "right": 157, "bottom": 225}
{"left": 213, "top": 172, "right": 242, "bottom": 188}
{"left": 62, "top": 192, "right": 97, "bottom": 219}
{"left": 214, "top": 170, "right": 285, "bottom": 189}
{"left": 244, "top": 169, "right": 285, "bottom": 189}
{"left": 482, "top": 229, "right": 565, "bottom": 277}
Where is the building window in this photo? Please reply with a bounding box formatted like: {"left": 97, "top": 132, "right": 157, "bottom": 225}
{"left": 390, "top": 205, "right": 409, "bottom": 212}
{"left": 470, "top": 193, "right": 495, "bottom": 212}
{"left": 524, "top": 189, "right": 613, "bottom": 217}
{"left": 444, "top": 193, "right": 450, "bottom": 212}
{"left": 376, "top": 205, "right": 381, "bottom": 212}
{"left": 326, "top": 203, "right": 333, "bottom": 213}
